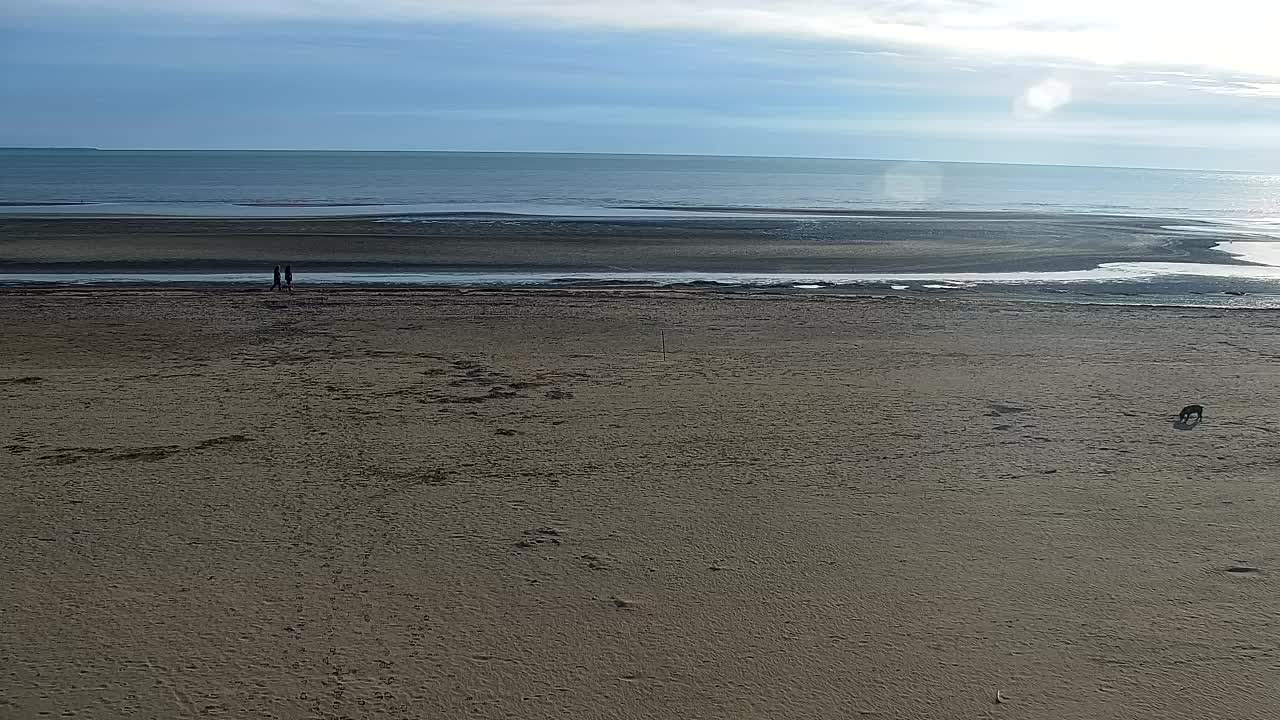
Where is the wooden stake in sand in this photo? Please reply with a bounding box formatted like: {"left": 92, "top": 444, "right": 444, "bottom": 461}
{"left": 660, "top": 330, "right": 667, "bottom": 361}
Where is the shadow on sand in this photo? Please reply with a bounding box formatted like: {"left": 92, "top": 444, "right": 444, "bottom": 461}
{"left": 1173, "top": 418, "right": 1202, "bottom": 431}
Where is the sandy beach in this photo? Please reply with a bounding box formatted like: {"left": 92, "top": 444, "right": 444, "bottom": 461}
{"left": 3, "top": 289, "right": 1279, "bottom": 719}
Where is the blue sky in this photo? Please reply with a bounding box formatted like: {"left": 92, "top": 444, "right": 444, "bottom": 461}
{"left": 5, "top": 1, "right": 1280, "bottom": 170}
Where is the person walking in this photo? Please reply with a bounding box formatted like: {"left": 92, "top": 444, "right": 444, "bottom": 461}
{"left": 284, "top": 264, "right": 294, "bottom": 291}
{"left": 271, "top": 265, "right": 282, "bottom": 291}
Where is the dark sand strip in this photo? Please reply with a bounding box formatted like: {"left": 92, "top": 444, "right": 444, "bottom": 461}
{"left": 0, "top": 214, "right": 1244, "bottom": 274}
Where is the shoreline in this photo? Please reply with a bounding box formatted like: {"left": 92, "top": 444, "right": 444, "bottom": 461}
{"left": 0, "top": 285, "right": 1277, "bottom": 311}
{"left": 4, "top": 213, "right": 1278, "bottom": 304}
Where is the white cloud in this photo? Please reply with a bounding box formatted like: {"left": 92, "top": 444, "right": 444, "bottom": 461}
{"left": 1108, "top": 71, "right": 1280, "bottom": 100}
{"left": 322, "top": 102, "right": 1280, "bottom": 151}
{"left": 1202, "top": 82, "right": 1280, "bottom": 98}
{"left": 15, "top": 1, "right": 1280, "bottom": 79}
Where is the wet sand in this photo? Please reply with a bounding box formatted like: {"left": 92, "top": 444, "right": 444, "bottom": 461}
{"left": 0, "top": 214, "right": 1237, "bottom": 274}
{"left": 3, "top": 289, "right": 1279, "bottom": 719}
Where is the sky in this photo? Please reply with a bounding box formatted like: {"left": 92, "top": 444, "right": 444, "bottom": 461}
{"left": 4, "top": 1, "right": 1280, "bottom": 170}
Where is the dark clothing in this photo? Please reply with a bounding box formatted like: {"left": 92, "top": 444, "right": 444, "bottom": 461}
{"left": 272, "top": 266, "right": 282, "bottom": 290}
{"left": 284, "top": 265, "right": 293, "bottom": 289}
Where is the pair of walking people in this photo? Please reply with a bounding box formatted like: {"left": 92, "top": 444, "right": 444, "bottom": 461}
{"left": 271, "top": 265, "right": 294, "bottom": 291}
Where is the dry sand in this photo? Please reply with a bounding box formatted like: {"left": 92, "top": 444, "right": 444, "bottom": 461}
{"left": 2, "top": 289, "right": 1278, "bottom": 719}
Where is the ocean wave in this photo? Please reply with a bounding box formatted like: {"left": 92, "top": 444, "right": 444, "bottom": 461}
{"left": 0, "top": 200, "right": 1246, "bottom": 223}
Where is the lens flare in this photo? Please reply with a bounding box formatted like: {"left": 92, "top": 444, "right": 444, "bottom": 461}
{"left": 881, "top": 163, "right": 943, "bottom": 204}
{"left": 1015, "top": 78, "right": 1072, "bottom": 119}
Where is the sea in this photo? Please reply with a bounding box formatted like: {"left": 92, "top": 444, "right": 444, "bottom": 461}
{"left": 6, "top": 149, "right": 1280, "bottom": 301}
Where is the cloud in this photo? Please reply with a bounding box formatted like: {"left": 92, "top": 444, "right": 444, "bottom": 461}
{"left": 13, "top": 1, "right": 1280, "bottom": 79}
{"left": 319, "top": 101, "right": 1280, "bottom": 152}
{"left": 1109, "top": 69, "right": 1280, "bottom": 102}
{"left": 1202, "top": 82, "right": 1280, "bottom": 98}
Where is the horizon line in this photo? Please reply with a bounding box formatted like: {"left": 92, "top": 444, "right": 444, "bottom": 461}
{"left": 0, "top": 146, "right": 1263, "bottom": 176}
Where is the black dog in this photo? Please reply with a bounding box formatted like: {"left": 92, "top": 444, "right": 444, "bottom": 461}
{"left": 1179, "top": 404, "right": 1204, "bottom": 423}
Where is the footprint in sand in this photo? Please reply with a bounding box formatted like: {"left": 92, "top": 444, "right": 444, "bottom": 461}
{"left": 987, "top": 402, "right": 1031, "bottom": 416}
{"left": 580, "top": 552, "right": 616, "bottom": 570}
{"left": 516, "top": 527, "right": 565, "bottom": 548}
{"left": 194, "top": 434, "right": 252, "bottom": 449}
{"left": 37, "top": 435, "right": 252, "bottom": 465}
{"left": 110, "top": 446, "right": 182, "bottom": 461}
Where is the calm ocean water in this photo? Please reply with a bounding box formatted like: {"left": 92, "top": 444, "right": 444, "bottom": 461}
{"left": 4, "top": 149, "right": 1280, "bottom": 219}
